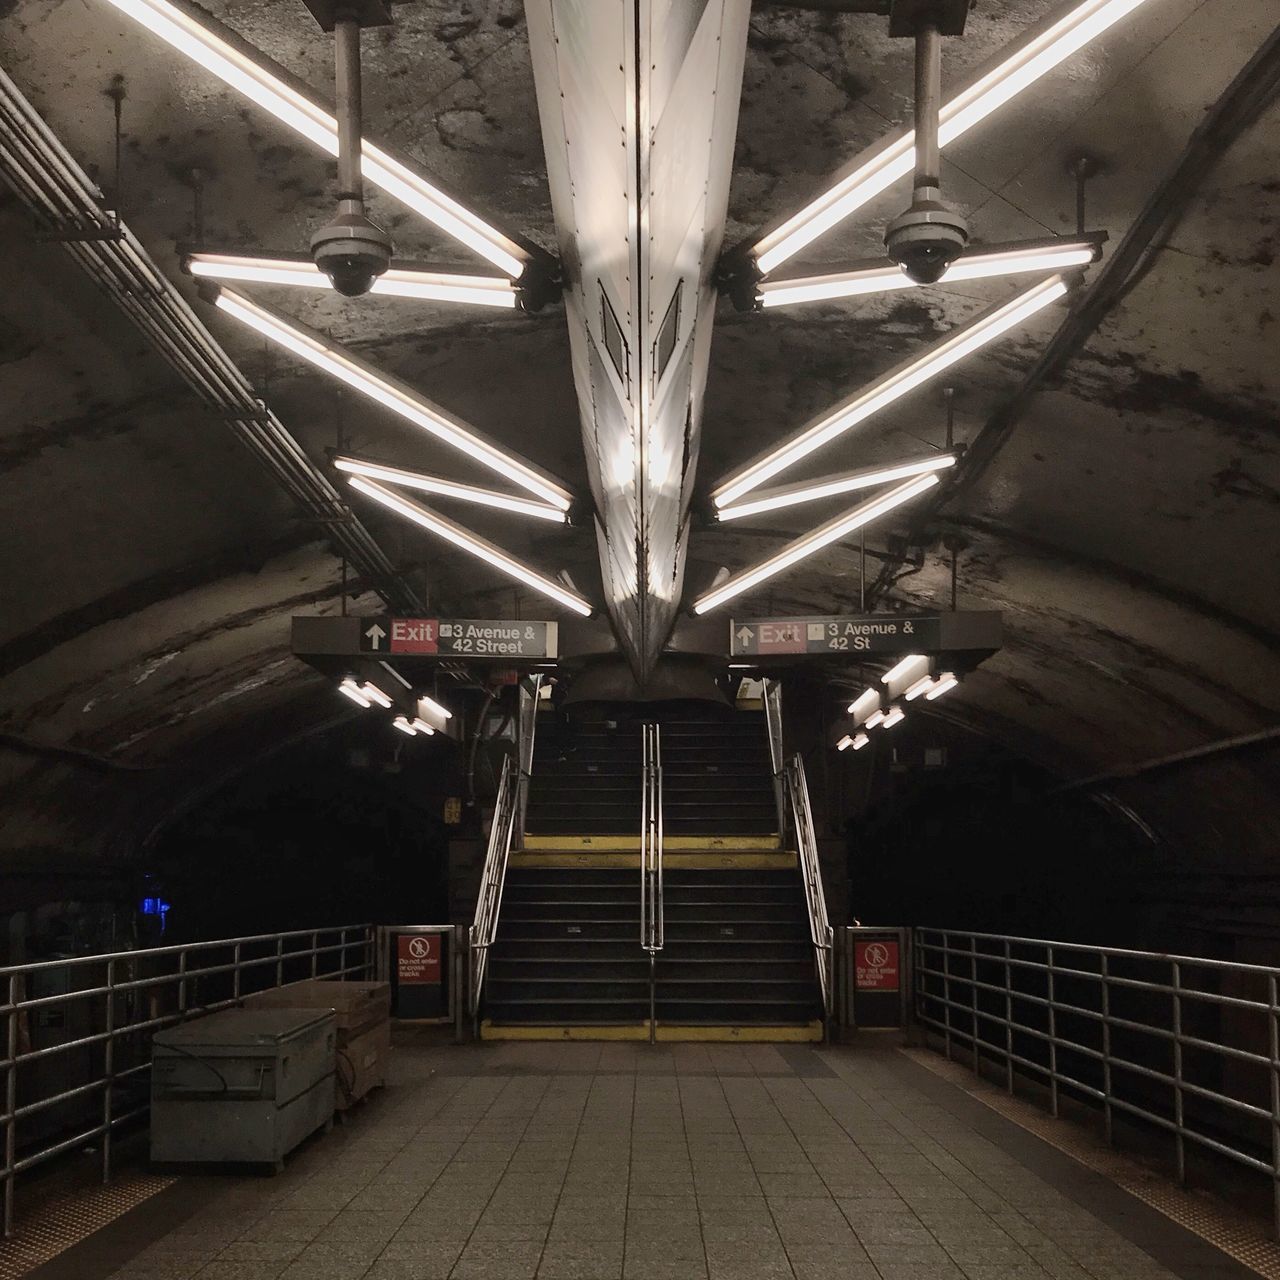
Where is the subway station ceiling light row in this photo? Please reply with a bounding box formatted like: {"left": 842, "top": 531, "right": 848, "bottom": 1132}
{"left": 98, "top": 0, "right": 1155, "bottom": 619}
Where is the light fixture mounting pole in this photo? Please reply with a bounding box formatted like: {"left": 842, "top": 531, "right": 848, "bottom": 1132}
{"left": 334, "top": 13, "right": 364, "bottom": 206}
{"left": 304, "top": 0, "right": 394, "bottom": 296}
{"left": 884, "top": 0, "right": 971, "bottom": 283}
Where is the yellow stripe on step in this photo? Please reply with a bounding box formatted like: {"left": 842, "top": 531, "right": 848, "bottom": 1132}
{"left": 480, "top": 1021, "right": 652, "bottom": 1041}
{"left": 654, "top": 1021, "right": 823, "bottom": 1043}
{"left": 509, "top": 851, "right": 797, "bottom": 870}
{"left": 520, "top": 834, "right": 782, "bottom": 851}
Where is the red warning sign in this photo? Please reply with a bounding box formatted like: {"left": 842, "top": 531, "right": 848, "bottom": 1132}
{"left": 397, "top": 933, "right": 441, "bottom": 985}
{"left": 855, "top": 940, "right": 900, "bottom": 991}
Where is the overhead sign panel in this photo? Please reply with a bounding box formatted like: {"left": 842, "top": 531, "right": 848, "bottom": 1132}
{"left": 730, "top": 611, "right": 1000, "bottom": 657}
{"left": 292, "top": 616, "right": 558, "bottom": 660}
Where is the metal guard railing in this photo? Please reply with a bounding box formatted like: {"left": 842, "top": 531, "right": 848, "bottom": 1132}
{"left": 784, "top": 755, "right": 833, "bottom": 1018}
{"left": 1, "top": 924, "right": 374, "bottom": 1237}
{"left": 915, "top": 928, "right": 1280, "bottom": 1237}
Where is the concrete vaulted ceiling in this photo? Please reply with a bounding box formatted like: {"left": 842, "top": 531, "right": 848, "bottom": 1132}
{"left": 0, "top": 0, "right": 1276, "bottom": 870}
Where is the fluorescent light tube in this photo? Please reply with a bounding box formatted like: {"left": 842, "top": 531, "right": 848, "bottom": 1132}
{"left": 852, "top": 732, "right": 870, "bottom": 751}
{"left": 693, "top": 474, "right": 938, "bottom": 615}
{"left": 410, "top": 718, "right": 437, "bottom": 735}
{"left": 392, "top": 715, "right": 417, "bottom": 735}
{"left": 213, "top": 289, "right": 571, "bottom": 510}
{"left": 718, "top": 454, "right": 956, "bottom": 522}
{"left": 864, "top": 708, "right": 886, "bottom": 729}
{"left": 881, "top": 706, "right": 906, "bottom": 729}
{"left": 348, "top": 476, "right": 593, "bottom": 617}
{"left": 837, "top": 735, "right": 855, "bottom": 751}
{"left": 333, "top": 457, "right": 566, "bottom": 523}
{"left": 926, "top": 672, "right": 959, "bottom": 700}
{"left": 883, "top": 654, "right": 928, "bottom": 686}
{"left": 848, "top": 687, "right": 881, "bottom": 719}
{"left": 338, "top": 678, "right": 371, "bottom": 707}
{"left": 758, "top": 239, "right": 1101, "bottom": 308}
{"left": 186, "top": 254, "right": 518, "bottom": 306}
{"left": 360, "top": 682, "right": 393, "bottom": 709}
{"left": 753, "top": 0, "right": 1155, "bottom": 273}
{"left": 714, "top": 277, "right": 1067, "bottom": 507}
{"left": 417, "top": 695, "right": 453, "bottom": 721}
{"left": 904, "top": 674, "right": 937, "bottom": 701}
{"left": 102, "top": 0, "right": 527, "bottom": 276}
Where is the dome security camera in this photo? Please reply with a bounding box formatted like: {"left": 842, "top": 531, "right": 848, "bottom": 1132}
{"left": 884, "top": 187, "right": 969, "bottom": 285}
{"left": 310, "top": 200, "right": 392, "bottom": 297}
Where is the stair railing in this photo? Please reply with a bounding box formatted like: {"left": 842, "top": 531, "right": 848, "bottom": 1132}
{"left": 762, "top": 677, "right": 787, "bottom": 837}
{"left": 469, "top": 674, "right": 541, "bottom": 1031}
{"left": 784, "top": 754, "right": 834, "bottom": 1020}
{"left": 640, "top": 722, "right": 665, "bottom": 1039}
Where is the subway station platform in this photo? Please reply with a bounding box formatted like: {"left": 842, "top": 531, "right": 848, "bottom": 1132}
{"left": 27, "top": 1038, "right": 1259, "bottom": 1280}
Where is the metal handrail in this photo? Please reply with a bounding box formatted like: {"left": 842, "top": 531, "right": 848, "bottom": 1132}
{"left": 762, "top": 677, "right": 787, "bottom": 836}
{"left": 641, "top": 724, "right": 664, "bottom": 1039}
{"left": 468, "top": 753, "right": 519, "bottom": 1025}
{"left": 468, "top": 675, "right": 542, "bottom": 1026}
{"left": 1, "top": 923, "right": 374, "bottom": 1237}
{"left": 914, "top": 927, "right": 1280, "bottom": 1239}
{"left": 785, "top": 754, "right": 833, "bottom": 1017}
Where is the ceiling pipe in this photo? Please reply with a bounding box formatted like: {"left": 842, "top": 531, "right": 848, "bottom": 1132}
{"left": 0, "top": 64, "right": 424, "bottom": 614}
{"left": 1050, "top": 726, "right": 1280, "bottom": 795}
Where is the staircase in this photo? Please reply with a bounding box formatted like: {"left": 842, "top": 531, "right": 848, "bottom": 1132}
{"left": 524, "top": 712, "right": 778, "bottom": 837}
{"left": 480, "top": 704, "right": 825, "bottom": 1040}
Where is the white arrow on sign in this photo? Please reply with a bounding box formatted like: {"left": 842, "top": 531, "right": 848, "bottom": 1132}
{"left": 365, "top": 623, "right": 387, "bottom": 650}
{"left": 736, "top": 626, "right": 754, "bottom": 647}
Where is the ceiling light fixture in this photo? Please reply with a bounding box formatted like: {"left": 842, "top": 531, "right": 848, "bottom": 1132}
{"left": 926, "top": 672, "right": 959, "bottom": 700}
{"left": 713, "top": 276, "right": 1066, "bottom": 507}
{"left": 757, "top": 237, "right": 1102, "bottom": 308}
{"left": 348, "top": 476, "right": 593, "bottom": 617}
{"left": 410, "top": 718, "right": 437, "bottom": 735}
{"left": 185, "top": 253, "right": 518, "bottom": 306}
{"left": 100, "top": 0, "right": 527, "bottom": 276}
{"left": 338, "top": 677, "right": 371, "bottom": 707}
{"left": 836, "top": 735, "right": 855, "bottom": 751}
{"left": 848, "top": 687, "right": 881, "bottom": 719}
{"left": 417, "top": 695, "right": 453, "bottom": 721}
{"left": 392, "top": 715, "right": 417, "bottom": 735}
{"left": 693, "top": 474, "right": 938, "bottom": 615}
{"left": 883, "top": 654, "right": 929, "bottom": 686}
{"left": 360, "top": 681, "right": 392, "bottom": 709}
{"left": 851, "top": 732, "right": 871, "bottom": 751}
{"left": 752, "top": 0, "right": 1156, "bottom": 273}
{"left": 904, "top": 674, "right": 937, "bottom": 701}
{"left": 881, "top": 706, "right": 906, "bottom": 729}
{"left": 717, "top": 454, "right": 956, "bottom": 522}
{"left": 864, "top": 708, "right": 887, "bottom": 729}
{"left": 212, "top": 288, "right": 571, "bottom": 510}
{"left": 333, "top": 457, "right": 566, "bottom": 523}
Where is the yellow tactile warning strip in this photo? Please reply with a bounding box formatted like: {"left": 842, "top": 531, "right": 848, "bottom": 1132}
{"left": 509, "top": 850, "right": 797, "bottom": 870}
{"left": 903, "top": 1046, "right": 1280, "bottom": 1279}
{"left": 480, "top": 1020, "right": 652, "bottom": 1041}
{"left": 654, "top": 1021, "right": 823, "bottom": 1043}
{"left": 520, "top": 834, "right": 783, "bottom": 851}
{"left": 480, "top": 1020, "right": 823, "bottom": 1043}
{"left": 0, "top": 1171, "right": 174, "bottom": 1280}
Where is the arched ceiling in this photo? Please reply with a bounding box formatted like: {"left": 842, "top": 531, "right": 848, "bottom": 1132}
{"left": 0, "top": 0, "right": 1276, "bottom": 868}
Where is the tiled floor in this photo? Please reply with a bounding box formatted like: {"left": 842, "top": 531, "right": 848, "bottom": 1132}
{"left": 40, "top": 1038, "right": 1257, "bottom": 1280}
